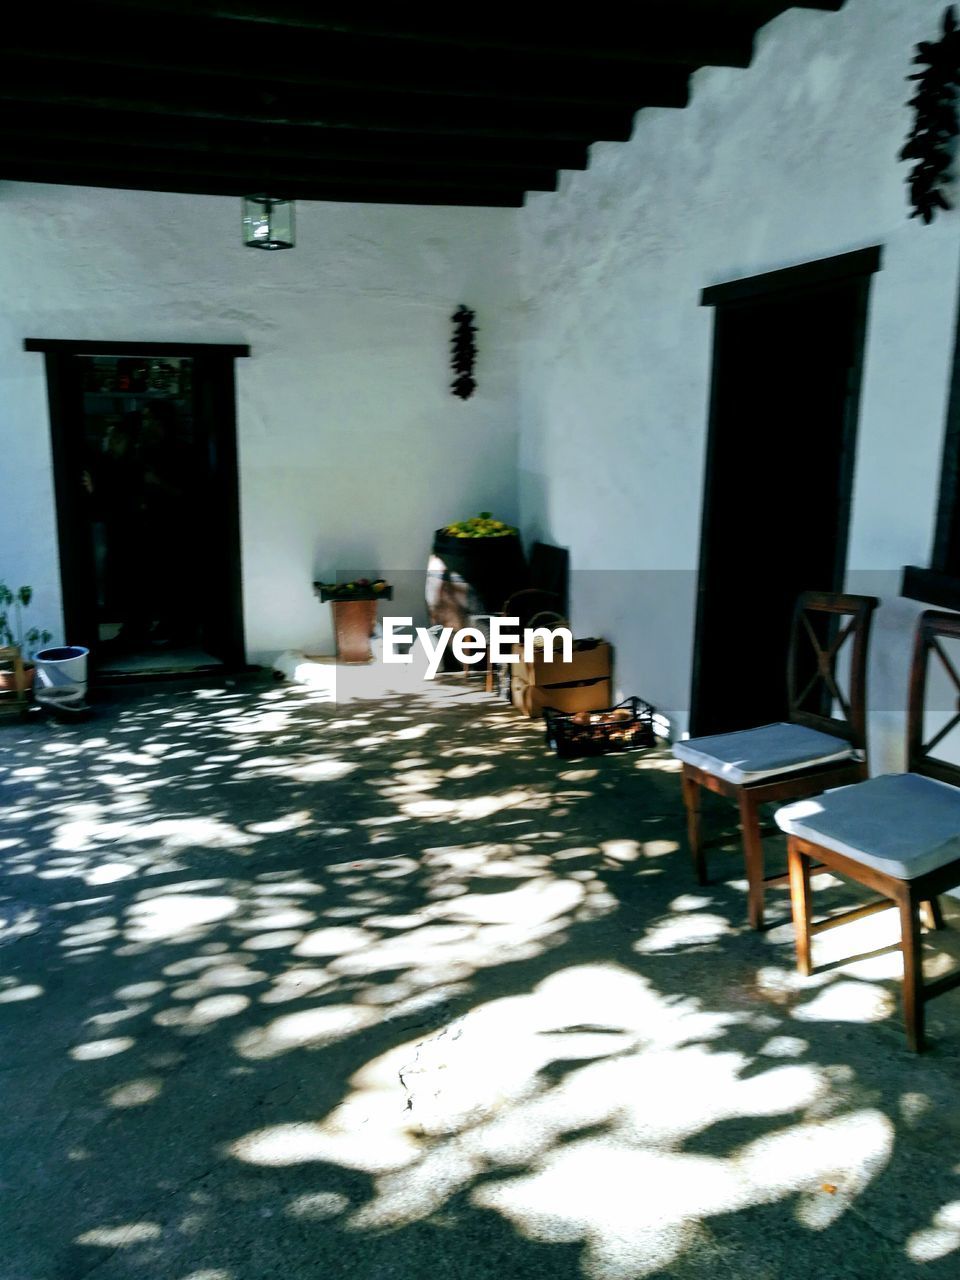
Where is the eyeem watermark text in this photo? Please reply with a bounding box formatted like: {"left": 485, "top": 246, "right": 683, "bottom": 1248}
{"left": 383, "top": 617, "right": 573, "bottom": 680}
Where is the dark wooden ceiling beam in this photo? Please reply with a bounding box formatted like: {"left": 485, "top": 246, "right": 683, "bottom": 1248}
{"left": 0, "top": 137, "right": 558, "bottom": 193}
{"left": 0, "top": 162, "right": 523, "bottom": 207}
{"left": 0, "top": 106, "right": 590, "bottom": 173}
{"left": 0, "top": 61, "right": 656, "bottom": 142}
{"left": 6, "top": 16, "right": 701, "bottom": 105}
{"left": 1, "top": 2, "right": 847, "bottom": 208}
{"left": 74, "top": 1, "right": 759, "bottom": 67}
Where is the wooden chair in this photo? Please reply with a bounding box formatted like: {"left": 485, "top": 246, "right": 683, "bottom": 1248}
{"left": 777, "top": 610, "right": 960, "bottom": 1052}
{"left": 673, "top": 591, "right": 878, "bottom": 929}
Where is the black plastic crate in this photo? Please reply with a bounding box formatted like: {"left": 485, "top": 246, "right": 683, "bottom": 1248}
{"left": 544, "top": 696, "right": 658, "bottom": 759}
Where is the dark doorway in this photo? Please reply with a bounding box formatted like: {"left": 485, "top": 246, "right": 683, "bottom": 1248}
{"left": 690, "top": 248, "right": 880, "bottom": 737}
{"left": 26, "top": 339, "right": 249, "bottom": 678}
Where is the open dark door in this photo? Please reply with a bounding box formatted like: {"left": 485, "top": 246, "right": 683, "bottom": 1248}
{"left": 690, "top": 248, "right": 880, "bottom": 737}
{"left": 26, "top": 339, "right": 249, "bottom": 676}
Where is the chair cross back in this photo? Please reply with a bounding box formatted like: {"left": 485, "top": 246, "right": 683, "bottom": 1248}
{"left": 787, "top": 591, "right": 875, "bottom": 748}
{"left": 907, "top": 610, "right": 960, "bottom": 787}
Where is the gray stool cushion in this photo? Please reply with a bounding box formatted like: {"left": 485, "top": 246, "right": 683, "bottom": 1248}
{"left": 775, "top": 773, "right": 960, "bottom": 880}
{"left": 672, "top": 722, "right": 856, "bottom": 784}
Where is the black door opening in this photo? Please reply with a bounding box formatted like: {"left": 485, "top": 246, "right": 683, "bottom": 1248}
{"left": 27, "top": 339, "right": 249, "bottom": 678}
{"left": 690, "top": 248, "right": 880, "bottom": 737}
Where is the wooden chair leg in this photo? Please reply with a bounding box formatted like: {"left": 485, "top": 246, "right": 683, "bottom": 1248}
{"left": 899, "top": 893, "right": 926, "bottom": 1053}
{"left": 787, "top": 838, "right": 813, "bottom": 976}
{"left": 921, "top": 897, "right": 945, "bottom": 932}
{"left": 681, "top": 767, "right": 707, "bottom": 886}
{"left": 738, "top": 790, "right": 765, "bottom": 930}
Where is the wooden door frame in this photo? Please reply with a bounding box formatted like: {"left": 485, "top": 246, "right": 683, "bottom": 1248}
{"left": 24, "top": 337, "right": 251, "bottom": 672}
{"left": 689, "top": 247, "right": 881, "bottom": 737}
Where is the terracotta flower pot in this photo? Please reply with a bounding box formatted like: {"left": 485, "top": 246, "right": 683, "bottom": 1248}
{"left": 332, "top": 599, "right": 378, "bottom": 663}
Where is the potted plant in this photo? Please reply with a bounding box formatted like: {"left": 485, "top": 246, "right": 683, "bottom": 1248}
{"left": 313, "top": 578, "right": 393, "bottom": 663}
{"left": 0, "top": 584, "right": 52, "bottom": 693}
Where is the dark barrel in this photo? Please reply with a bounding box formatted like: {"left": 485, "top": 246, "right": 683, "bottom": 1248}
{"left": 426, "top": 528, "right": 527, "bottom": 633}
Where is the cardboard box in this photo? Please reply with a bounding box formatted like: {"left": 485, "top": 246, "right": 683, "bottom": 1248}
{"left": 511, "top": 639, "right": 612, "bottom": 718}
{"left": 519, "top": 678, "right": 612, "bottom": 719}
{"left": 513, "top": 639, "right": 611, "bottom": 686}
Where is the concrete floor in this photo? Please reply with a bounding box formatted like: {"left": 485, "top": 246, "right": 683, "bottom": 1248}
{"left": 2, "top": 678, "right": 960, "bottom": 1280}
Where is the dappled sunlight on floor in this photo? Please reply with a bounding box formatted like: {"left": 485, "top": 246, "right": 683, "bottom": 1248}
{"left": 2, "top": 677, "right": 960, "bottom": 1278}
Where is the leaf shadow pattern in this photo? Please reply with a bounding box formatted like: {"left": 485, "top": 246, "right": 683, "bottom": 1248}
{"left": 1, "top": 677, "right": 960, "bottom": 1279}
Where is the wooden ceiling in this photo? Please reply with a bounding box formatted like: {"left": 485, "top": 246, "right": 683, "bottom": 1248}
{"left": 3, "top": 2, "right": 844, "bottom": 207}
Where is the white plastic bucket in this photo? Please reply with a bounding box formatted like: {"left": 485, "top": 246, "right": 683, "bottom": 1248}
{"left": 33, "top": 646, "right": 89, "bottom": 707}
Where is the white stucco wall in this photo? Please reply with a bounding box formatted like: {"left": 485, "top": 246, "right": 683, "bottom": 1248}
{"left": 517, "top": 0, "right": 960, "bottom": 771}
{"left": 0, "top": 184, "right": 520, "bottom": 661}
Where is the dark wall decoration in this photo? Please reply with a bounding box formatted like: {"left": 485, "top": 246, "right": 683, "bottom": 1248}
{"left": 902, "top": 5, "right": 960, "bottom": 223}
{"left": 450, "top": 305, "right": 477, "bottom": 400}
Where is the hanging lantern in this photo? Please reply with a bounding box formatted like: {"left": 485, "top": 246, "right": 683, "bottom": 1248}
{"left": 242, "top": 195, "right": 295, "bottom": 250}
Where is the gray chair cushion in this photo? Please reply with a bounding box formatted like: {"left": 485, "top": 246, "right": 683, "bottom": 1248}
{"left": 775, "top": 773, "right": 960, "bottom": 880}
{"left": 672, "top": 722, "right": 856, "bottom": 784}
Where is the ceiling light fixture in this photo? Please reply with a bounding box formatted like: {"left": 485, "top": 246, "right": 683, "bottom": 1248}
{"left": 242, "top": 195, "right": 295, "bottom": 250}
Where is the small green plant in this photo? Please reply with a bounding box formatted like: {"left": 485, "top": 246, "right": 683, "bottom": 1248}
{"left": 0, "top": 584, "right": 52, "bottom": 660}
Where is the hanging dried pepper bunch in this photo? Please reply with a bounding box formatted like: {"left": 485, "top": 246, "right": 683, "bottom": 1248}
{"left": 902, "top": 5, "right": 960, "bottom": 223}
{"left": 450, "top": 305, "right": 477, "bottom": 399}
